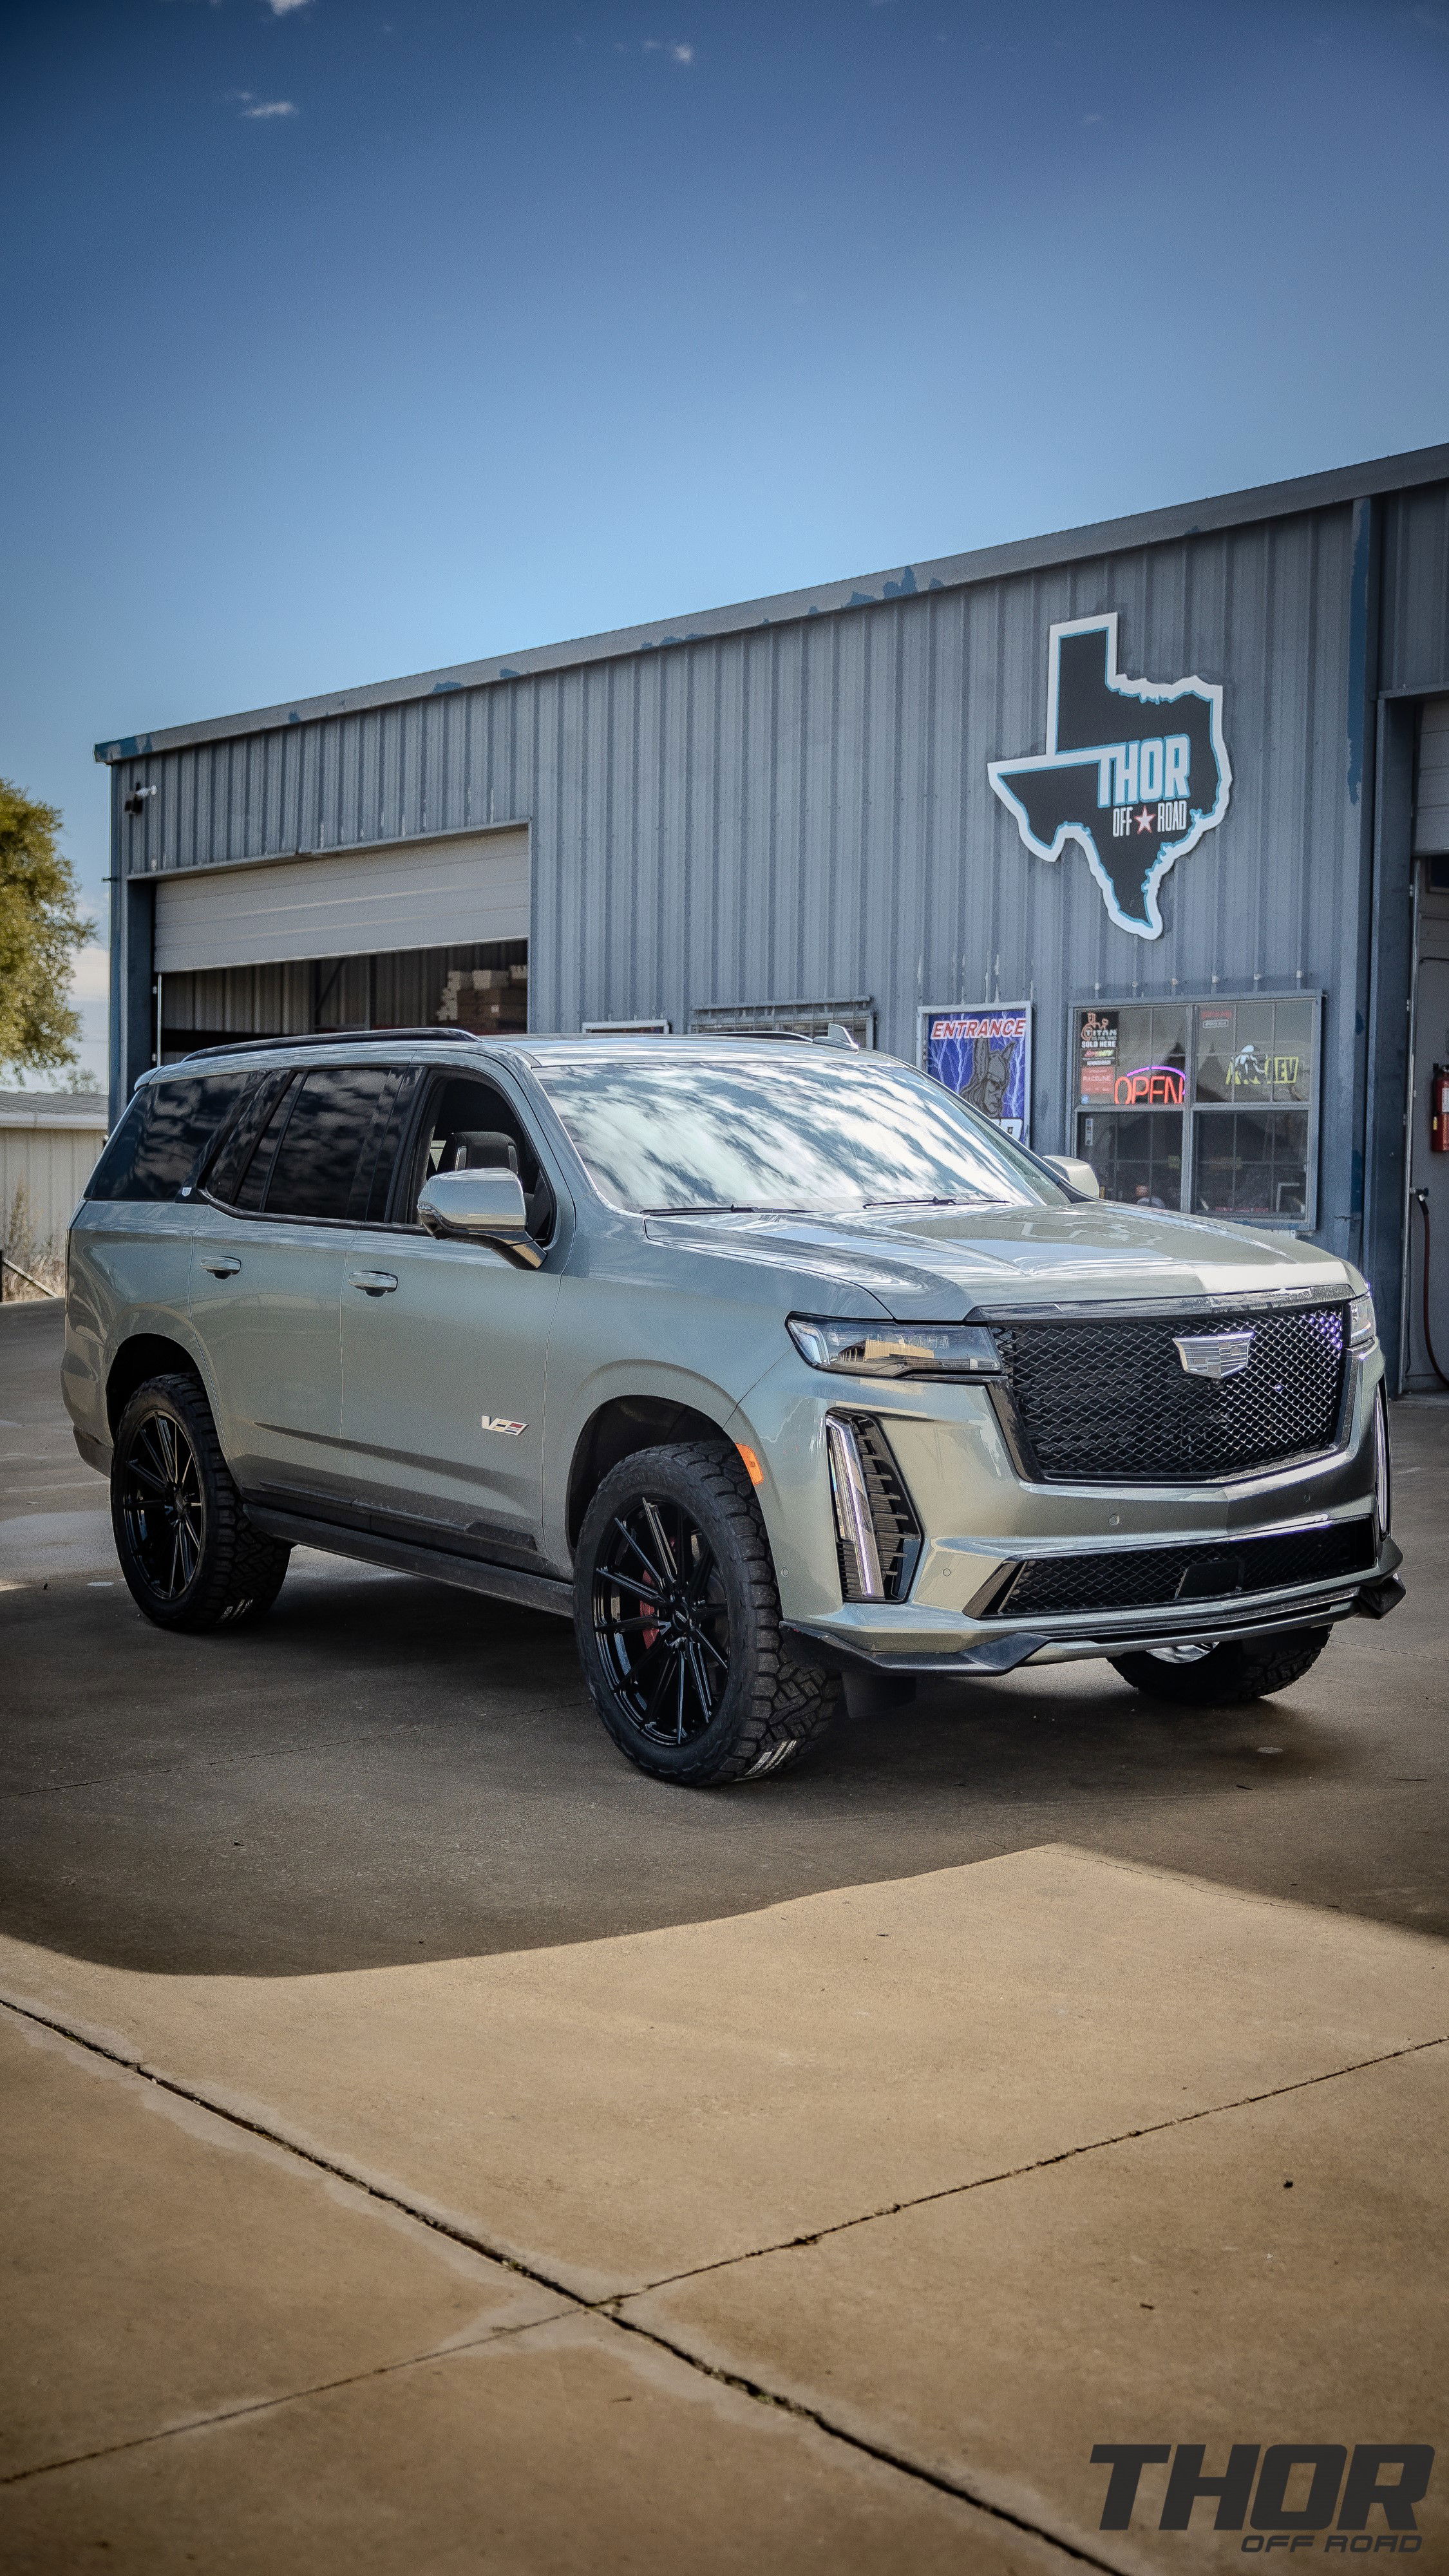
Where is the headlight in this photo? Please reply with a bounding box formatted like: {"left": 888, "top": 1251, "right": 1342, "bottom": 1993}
{"left": 787, "top": 1316, "right": 1000, "bottom": 1379}
{"left": 1348, "top": 1291, "right": 1376, "bottom": 1352}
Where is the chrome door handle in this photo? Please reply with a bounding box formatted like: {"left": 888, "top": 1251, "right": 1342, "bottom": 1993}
{"left": 348, "top": 1269, "right": 399, "bottom": 1296}
{"left": 201, "top": 1256, "right": 242, "bottom": 1277}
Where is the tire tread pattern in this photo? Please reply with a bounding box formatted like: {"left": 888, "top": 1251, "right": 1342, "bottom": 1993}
{"left": 576, "top": 1440, "right": 838, "bottom": 1787}
{"left": 113, "top": 1373, "right": 290, "bottom": 1632}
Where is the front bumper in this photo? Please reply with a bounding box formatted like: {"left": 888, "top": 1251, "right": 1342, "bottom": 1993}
{"left": 783, "top": 1532, "right": 1404, "bottom": 1681}
{"left": 757, "top": 1341, "right": 1399, "bottom": 1680}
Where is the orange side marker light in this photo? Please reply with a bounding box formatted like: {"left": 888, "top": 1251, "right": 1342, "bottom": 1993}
{"left": 737, "top": 1443, "right": 764, "bottom": 1487}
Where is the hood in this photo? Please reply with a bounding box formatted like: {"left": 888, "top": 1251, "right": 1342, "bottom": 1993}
{"left": 643, "top": 1200, "right": 1354, "bottom": 1320}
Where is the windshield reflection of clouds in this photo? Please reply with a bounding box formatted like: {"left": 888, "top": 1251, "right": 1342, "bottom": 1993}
{"left": 536, "top": 1057, "right": 1054, "bottom": 1214}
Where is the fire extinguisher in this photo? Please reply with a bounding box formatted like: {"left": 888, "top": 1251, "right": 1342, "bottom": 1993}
{"left": 1433, "top": 1063, "right": 1449, "bottom": 1155}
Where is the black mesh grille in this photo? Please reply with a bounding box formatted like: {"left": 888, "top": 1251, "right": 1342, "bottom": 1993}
{"left": 990, "top": 1304, "right": 1348, "bottom": 1483}
{"left": 987, "top": 1519, "right": 1375, "bottom": 1619}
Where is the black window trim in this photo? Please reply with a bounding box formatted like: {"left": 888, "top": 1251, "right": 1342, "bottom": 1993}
{"left": 200, "top": 1070, "right": 301, "bottom": 1220}
{"left": 197, "top": 1062, "right": 401, "bottom": 1229}
{"left": 189, "top": 1068, "right": 276, "bottom": 1205}
{"left": 187, "top": 1050, "right": 569, "bottom": 1242}
{"left": 377, "top": 1064, "right": 562, "bottom": 1244}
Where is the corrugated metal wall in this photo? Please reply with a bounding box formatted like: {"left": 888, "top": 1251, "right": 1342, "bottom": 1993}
{"left": 1381, "top": 483, "right": 1449, "bottom": 693}
{"left": 1, "top": 1119, "right": 108, "bottom": 1253}
{"left": 112, "top": 480, "right": 1449, "bottom": 1270}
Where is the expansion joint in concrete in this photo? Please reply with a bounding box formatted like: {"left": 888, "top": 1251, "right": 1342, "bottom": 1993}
{"left": 631, "top": 2024, "right": 1449, "bottom": 2293}
{"left": 5, "top": 1988, "right": 1444, "bottom": 2575}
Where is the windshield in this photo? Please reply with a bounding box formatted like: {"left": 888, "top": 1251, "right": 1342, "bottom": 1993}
{"left": 535, "top": 1051, "right": 1068, "bottom": 1215}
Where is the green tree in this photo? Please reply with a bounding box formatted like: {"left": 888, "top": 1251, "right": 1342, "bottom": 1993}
{"left": 0, "top": 781, "right": 95, "bottom": 1077}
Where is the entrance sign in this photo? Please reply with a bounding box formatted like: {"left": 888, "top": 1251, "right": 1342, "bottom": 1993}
{"left": 987, "top": 615, "right": 1231, "bottom": 940}
{"left": 920, "top": 1004, "right": 1032, "bottom": 1142}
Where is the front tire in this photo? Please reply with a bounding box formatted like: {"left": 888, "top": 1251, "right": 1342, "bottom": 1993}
{"left": 574, "top": 1441, "right": 839, "bottom": 1786}
{"left": 1109, "top": 1625, "right": 1331, "bottom": 1706}
{"left": 111, "top": 1373, "right": 291, "bottom": 1633}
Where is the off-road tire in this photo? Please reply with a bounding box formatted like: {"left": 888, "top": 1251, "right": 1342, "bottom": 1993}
{"left": 1108, "top": 1625, "right": 1331, "bottom": 1707}
{"left": 574, "top": 1440, "right": 840, "bottom": 1786}
{"left": 111, "top": 1372, "right": 291, "bottom": 1633}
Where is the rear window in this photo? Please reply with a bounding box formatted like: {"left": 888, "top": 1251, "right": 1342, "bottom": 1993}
{"left": 85, "top": 1074, "right": 248, "bottom": 1203}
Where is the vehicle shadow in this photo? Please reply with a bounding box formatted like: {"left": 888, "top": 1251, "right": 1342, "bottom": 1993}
{"left": 3, "top": 1530, "right": 1445, "bottom": 1976}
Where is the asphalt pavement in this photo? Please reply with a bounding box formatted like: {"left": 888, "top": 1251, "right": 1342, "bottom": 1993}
{"left": 1, "top": 1296, "right": 1446, "bottom": 1973}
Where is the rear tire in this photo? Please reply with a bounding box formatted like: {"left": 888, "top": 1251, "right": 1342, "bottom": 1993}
{"left": 111, "top": 1373, "right": 291, "bottom": 1633}
{"left": 1109, "top": 1625, "right": 1331, "bottom": 1706}
{"left": 574, "top": 1441, "right": 839, "bottom": 1786}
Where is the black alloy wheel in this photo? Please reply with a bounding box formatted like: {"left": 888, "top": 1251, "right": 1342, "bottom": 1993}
{"left": 110, "top": 1374, "right": 292, "bottom": 1633}
{"left": 591, "top": 1490, "right": 732, "bottom": 1748}
{"left": 574, "top": 1441, "right": 840, "bottom": 1786}
{"left": 118, "top": 1406, "right": 205, "bottom": 1602}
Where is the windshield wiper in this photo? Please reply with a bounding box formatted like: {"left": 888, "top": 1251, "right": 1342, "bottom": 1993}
{"left": 863, "top": 1193, "right": 997, "bottom": 1210}
{"left": 640, "top": 1202, "right": 802, "bottom": 1216}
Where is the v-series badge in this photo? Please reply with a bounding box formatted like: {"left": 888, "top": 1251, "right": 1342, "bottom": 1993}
{"left": 480, "top": 1416, "right": 527, "bottom": 1437}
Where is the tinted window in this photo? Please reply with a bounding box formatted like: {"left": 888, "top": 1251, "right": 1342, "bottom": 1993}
{"left": 207, "top": 1072, "right": 290, "bottom": 1206}
{"left": 362, "top": 1069, "right": 421, "bottom": 1223}
{"left": 233, "top": 1078, "right": 298, "bottom": 1213}
{"left": 84, "top": 1090, "right": 152, "bottom": 1202}
{"left": 85, "top": 1075, "right": 247, "bottom": 1203}
{"left": 263, "top": 1068, "right": 393, "bottom": 1221}
{"left": 535, "top": 1054, "right": 1063, "bottom": 1215}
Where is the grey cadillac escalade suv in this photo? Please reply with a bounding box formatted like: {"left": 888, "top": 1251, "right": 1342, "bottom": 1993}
{"left": 63, "top": 1032, "right": 1402, "bottom": 1786}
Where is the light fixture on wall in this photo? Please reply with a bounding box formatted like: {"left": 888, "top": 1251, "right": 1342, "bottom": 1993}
{"left": 122, "top": 784, "right": 157, "bottom": 817}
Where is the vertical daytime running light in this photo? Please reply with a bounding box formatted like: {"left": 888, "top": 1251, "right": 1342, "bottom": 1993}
{"left": 826, "top": 1418, "right": 885, "bottom": 1602}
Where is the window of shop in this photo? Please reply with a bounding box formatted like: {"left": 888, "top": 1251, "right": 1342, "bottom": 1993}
{"left": 1072, "top": 995, "right": 1320, "bottom": 1227}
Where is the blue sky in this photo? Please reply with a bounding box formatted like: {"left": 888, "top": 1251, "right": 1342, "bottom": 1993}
{"left": 3, "top": 0, "right": 1448, "bottom": 1079}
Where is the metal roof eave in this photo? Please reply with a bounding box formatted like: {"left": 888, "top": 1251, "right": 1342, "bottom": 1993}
{"left": 94, "top": 439, "right": 1449, "bottom": 766}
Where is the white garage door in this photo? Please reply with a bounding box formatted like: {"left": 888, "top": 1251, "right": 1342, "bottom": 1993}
{"left": 1416, "top": 699, "right": 1449, "bottom": 857}
{"left": 153, "top": 829, "right": 530, "bottom": 973}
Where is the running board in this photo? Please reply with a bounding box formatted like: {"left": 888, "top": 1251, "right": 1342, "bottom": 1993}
{"left": 245, "top": 1505, "right": 574, "bottom": 1619}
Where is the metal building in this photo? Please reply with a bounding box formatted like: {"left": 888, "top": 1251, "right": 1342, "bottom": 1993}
{"left": 98, "top": 442, "right": 1449, "bottom": 1391}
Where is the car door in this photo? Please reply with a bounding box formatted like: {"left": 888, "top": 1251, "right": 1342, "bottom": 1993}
{"left": 338, "top": 1066, "right": 564, "bottom": 1564}
{"left": 188, "top": 1063, "right": 401, "bottom": 1508}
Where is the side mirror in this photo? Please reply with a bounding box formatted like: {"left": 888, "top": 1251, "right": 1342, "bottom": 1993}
{"left": 1044, "top": 1155, "right": 1101, "bottom": 1200}
{"left": 417, "top": 1168, "right": 544, "bottom": 1268}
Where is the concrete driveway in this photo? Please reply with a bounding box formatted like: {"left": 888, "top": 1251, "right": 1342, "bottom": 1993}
{"left": 1, "top": 1296, "right": 1446, "bottom": 2571}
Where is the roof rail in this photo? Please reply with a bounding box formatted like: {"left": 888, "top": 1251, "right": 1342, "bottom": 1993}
{"left": 172, "top": 1028, "right": 482, "bottom": 1062}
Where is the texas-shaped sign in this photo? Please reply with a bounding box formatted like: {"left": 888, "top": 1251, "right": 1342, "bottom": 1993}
{"left": 987, "top": 614, "right": 1231, "bottom": 939}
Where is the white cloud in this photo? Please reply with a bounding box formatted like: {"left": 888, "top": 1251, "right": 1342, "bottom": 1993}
{"left": 67, "top": 945, "right": 109, "bottom": 1087}
{"left": 641, "top": 37, "right": 694, "bottom": 61}
{"left": 669, "top": 41, "right": 693, "bottom": 62}
{"left": 243, "top": 97, "right": 299, "bottom": 117}
{"left": 69, "top": 945, "right": 109, "bottom": 1007}
{"left": 267, "top": 0, "right": 313, "bottom": 15}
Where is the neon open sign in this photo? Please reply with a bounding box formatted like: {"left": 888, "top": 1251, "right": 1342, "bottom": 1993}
{"left": 1114, "top": 1063, "right": 1186, "bottom": 1107}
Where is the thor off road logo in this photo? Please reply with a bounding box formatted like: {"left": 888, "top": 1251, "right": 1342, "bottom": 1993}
{"left": 988, "top": 612, "right": 1231, "bottom": 939}
{"left": 1092, "top": 2442, "right": 1435, "bottom": 2548}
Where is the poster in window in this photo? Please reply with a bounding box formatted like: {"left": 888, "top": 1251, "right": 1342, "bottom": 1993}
{"left": 921, "top": 1005, "right": 1032, "bottom": 1142}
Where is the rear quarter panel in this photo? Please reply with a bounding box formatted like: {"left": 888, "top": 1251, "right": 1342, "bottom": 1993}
{"left": 64, "top": 1201, "right": 216, "bottom": 1456}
